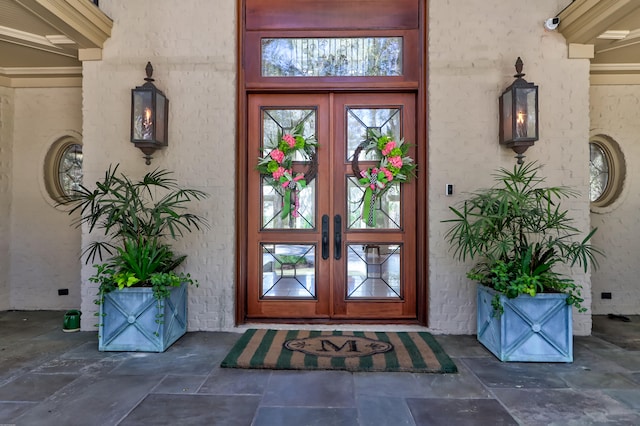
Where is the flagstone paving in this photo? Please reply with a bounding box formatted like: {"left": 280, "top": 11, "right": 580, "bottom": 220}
{"left": 0, "top": 311, "right": 639, "bottom": 425}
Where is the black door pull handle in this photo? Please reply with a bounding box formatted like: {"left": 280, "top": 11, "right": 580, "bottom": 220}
{"left": 322, "top": 215, "right": 329, "bottom": 259}
{"left": 334, "top": 215, "right": 342, "bottom": 260}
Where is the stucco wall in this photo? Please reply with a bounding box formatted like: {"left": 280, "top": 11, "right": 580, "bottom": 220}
{"left": 590, "top": 85, "right": 640, "bottom": 316}
{"left": 428, "top": 0, "right": 594, "bottom": 335}
{"left": 0, "top": 86, "right": 14, "bottom": 311}
{"left": 80, "top": 0, "right": 237, "bottom": 330}
{"left": 9, "top": 88, "right": 82, "bottom": 310}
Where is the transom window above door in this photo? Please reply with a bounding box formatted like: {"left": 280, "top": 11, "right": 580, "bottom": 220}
{"left": 261, "top": 37, "right": 403, "bottom": 77}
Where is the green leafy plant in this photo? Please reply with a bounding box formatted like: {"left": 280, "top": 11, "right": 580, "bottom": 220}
{"left": 444, "top": 162, "right": 602, "bottom": 313}
{"left": 66, "top": 165, "right": 208, "bottom": 302}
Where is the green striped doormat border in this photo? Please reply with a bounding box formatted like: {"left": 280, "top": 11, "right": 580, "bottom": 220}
{"left": 221, "top": 329, "right": 457, "bottom": 373}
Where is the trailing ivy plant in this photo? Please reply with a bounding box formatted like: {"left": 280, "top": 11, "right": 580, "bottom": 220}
{"left": 66, "top": 165, "right": 208, "bottom": 304}
{"left": 443, "top": 162, "right": 603, "bottom": 313}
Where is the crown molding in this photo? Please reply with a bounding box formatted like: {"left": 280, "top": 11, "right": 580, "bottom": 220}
{"left": 14, "top": 0, "right": 112, "bottom": 48}
{"left": 0, "top": 66, "right": 81, "bottom": 75}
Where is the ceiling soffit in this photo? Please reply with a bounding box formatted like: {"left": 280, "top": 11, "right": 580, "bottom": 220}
{"left": 559, "top": 0, "right": 640, "bottom": 84}
{"left": 0, "top": 0, "right": 112, "bottom": 88}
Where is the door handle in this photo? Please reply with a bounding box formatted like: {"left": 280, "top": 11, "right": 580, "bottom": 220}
{"left": 321, "top": 215, "right": 329, "bottom": 260}
{"left": 334, "top": 214, "right": 342, "bottom": 260}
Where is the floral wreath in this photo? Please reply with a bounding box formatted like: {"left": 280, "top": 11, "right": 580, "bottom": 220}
{"left": 352, "top": 128, "right": 416, "bottom": 227}
{"left": 256, "top": 122, "right": 318, "bottom": 221}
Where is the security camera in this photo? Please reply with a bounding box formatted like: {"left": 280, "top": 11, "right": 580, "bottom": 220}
{"left": 544, "top": 17, "right": 560, "bottom": 31}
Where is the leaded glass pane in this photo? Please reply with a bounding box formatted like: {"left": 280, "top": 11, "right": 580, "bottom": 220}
{"left": 347, "top": 176, "right": 400, "bottom": 229}
{"left": 346, "top": 244, "right": 401, "bottom": 299}
{"left": 590, "top": 142, "right": 609, "bottom": 202}
{"left": 262, "top": 37, "right": 402, "bottom": 77}
{"left": 262, "top": 244, "right": 316, "bottom": 298}
{"left": 261, "top": 108, "right": 317, "bottom": 229}
{"left": 263, "top": 178, "right": 316, "bottom": 229}
{"left": 346, "top": 108, "right": 401, "bottom": 161}
{"left": 58, "top": 143, "right": 83, "bottom": 198}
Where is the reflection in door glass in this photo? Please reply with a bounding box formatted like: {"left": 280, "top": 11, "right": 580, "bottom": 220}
{"left": 261, "top": 108, "right": 317, "bottom": 229}
{"left": 263, "top": 178, "right": 316, "bottom": 229}
{"left": 261, "top": 244, "right": 316, "bottom": 298}
{"left": 261, "top": 37, "right": 402, "bottom": 77}
{"left": 346, "top": 108, "right": 401, "bottom": 161}
{"left": 346, "top": 244, "right": 401, "bottom": 299}
{"left": 347, "top": 176, "right": 400, "bottom": 229}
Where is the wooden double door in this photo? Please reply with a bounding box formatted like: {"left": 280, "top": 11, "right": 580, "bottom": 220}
{"left": 246, "top": 92, "right": 417, "bottom": 321}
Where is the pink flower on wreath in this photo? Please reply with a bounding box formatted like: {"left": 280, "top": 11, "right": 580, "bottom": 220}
{"left": 272, "top": 166, "right": 286, "bottom": 180}
{"left": 381, "top": 167, "right": 394, "bottom": 182}
{"left": 293, "top": 173, "right": 305, "bottom": 182}
{"left": 270, "top": 149, "right": 285, "bottom": 163}
{"left": 388, "top": 156, "right": 403, "bottom": 169}
{"left": 382, "top": 141, "right": 396, "bottom": 156}
{"left": 283, "top": 134, "right": 296, "bottom": 148}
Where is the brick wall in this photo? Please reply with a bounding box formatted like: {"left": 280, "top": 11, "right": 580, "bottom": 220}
{"left": 81, "top": 0, "right": 237, "bottom": 330}
{"left": 0, "top": 86, "right": 13, "bottom": 311}
{"left": 428, "top": 0, "right": 593, "bottom": 335}
{"left": 81, "top": 0, "right": 593, "bottom": 334}
{"left": 9, "top": 88, "right": 82, "bottom": 310}
{"left": 590, "top": 85, "right": 640, "bottom": 316}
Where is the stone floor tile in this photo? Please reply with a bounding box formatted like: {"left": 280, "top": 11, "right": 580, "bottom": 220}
{"left": 558, "top": 370, "right": 638, "bottom": 390}
{"left": 151, "top": 374, "right": 208, "bottom": 394}
{"left": 605, "top": 389, "right": 640, "bottom": 411}
{"left": 407, "top": 398, "right": 518, "bottom": 425}
{"left": 262, "top": 370, "right": 355, "bottom": 407}
{"left": 13, "top": 374, "right": 164, "bottom": 426}
{"left": 0, "top": 373, "right": 78, "bottom": 402}
{"left": 353, "top": 371, "right": 423, "bottom": 398}
{"left": 589, "top": 350, "right": 640, "bottom": 372}
{"left": 120, "top": 394, "right": 260, "bottom": 426}
{"left": 492, "top": 388, "right": 640, "bottom": 425}
{"left": 199, "top": 368, "right": 271, "bottom": 395}
{"left": 107, "top": 349, "right": 217, "bottom": 376}
{"left": 460, "top": 357, "right": 569, "bottom": 389}
{"left": 433, "top": 334, "right": 493, "bottom": 358}
{"left": 252, "top": 406, "right": 358, "bottom": 426}
{"left": 356, "top": 395, "right": 416, "bottom": 426}
{"left": 412, "top": 361, "right": 492, "bottom": 398}
{"left": 0, "top": 401, "right": 36, "bottom": 423}
{"left": 593, "top": 315, "right": 640, "bottom": 351}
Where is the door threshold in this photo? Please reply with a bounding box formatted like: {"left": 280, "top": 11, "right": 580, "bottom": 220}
{"left": 233, "top": 322, "right": 433, "bottom": 333}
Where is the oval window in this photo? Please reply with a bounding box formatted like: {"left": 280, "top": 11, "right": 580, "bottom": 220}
{"left": 44, "top": 136, "right": 83, "bottom": 202}
{"left": 589, "top": 135, "right": 624, "bottom": 209}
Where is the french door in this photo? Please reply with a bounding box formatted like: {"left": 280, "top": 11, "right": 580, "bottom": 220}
{"left": 246, "top": 92, "right": 417, "bottom": 321}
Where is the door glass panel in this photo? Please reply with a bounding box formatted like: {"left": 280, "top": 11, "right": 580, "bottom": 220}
{"left": 262, "top": 37, "right": 403, "bottom": 77}
{"left": 261, "top": 108, "right": 317, "bottom": 229}
{"left": 346, "top": 244, "right": 401, "bottom": 299}
{"left": 346, "top": 108, "right": 401, "bottom": 161}
{"left": 263, "top": 178, "right": 316, "bottom": 229}
{"left": 262, "top": 243, "right": 316, "bottom": 298}
{"left": 347, "top": 176, "right": 400, "bottom": 229}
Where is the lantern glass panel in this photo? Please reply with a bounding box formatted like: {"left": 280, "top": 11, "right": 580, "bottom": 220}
{"left": 132, "top": 91, "right": 153, "bottom": 141}
{"left": 501, "top": 90, "right": 513, "bottom": 141}
{"left": 156, "top": 93, "right": 167, "bottom": 144}
{"left": 514, "top": 87, "right": 537, "bottom": 139}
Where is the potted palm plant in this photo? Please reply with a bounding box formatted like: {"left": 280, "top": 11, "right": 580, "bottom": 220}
{"left": 444, "top": 162, "right": 602, "bottom": 362}
{"left": 67, "top": 165, "right": 208, "bottom": 352}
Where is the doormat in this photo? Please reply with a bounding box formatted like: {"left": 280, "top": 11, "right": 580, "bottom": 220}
{"left": 221, "top": 329, "right": 457, "bottom": 373}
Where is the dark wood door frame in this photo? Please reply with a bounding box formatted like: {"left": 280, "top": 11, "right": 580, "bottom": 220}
{"left": 235, "top": 0, "right": 428, "bottom": 325}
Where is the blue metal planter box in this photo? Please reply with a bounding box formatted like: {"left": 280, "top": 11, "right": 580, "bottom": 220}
{"left": 477, "top": 284, "right": 573, "bottom": 362}
{"left": 99, "top": 283, "right": 187, "bottom": 352}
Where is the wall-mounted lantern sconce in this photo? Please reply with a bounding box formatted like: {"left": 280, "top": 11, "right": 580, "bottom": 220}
{"left": 499, "top": 57, "right": 538, "bottom": 164}
{"left": 131, "top": 62, "right": 169, "bottom": 165}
